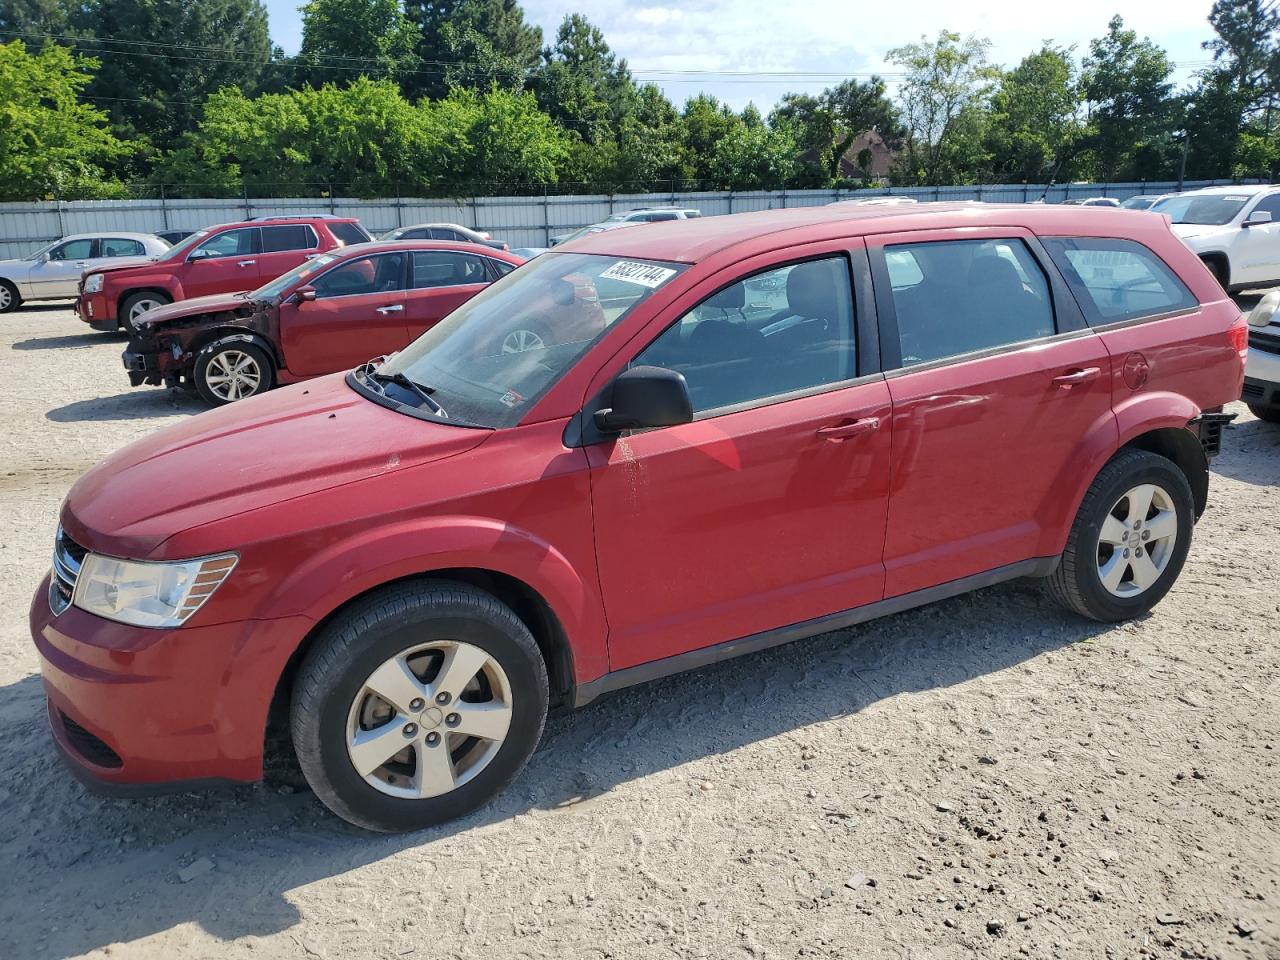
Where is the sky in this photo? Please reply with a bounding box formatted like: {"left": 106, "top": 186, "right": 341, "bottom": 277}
{"left": 265, "top": 0, "right": 1220, "bottom": 111}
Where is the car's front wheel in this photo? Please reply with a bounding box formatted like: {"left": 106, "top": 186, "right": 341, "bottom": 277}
{"left": 1048, "top": 449, "right": 1194, "bottom": 622}
{"left": 290, "top": 581, "right": 549, "bottom": 832}
{"left": 0, "top": 280, "right": 21, "bottom": 313}
{"left": 120, "top": 291, "right": 171, "bottom": 332}
{"left": 193, "top": 341, "right": 273, "bottom": 405}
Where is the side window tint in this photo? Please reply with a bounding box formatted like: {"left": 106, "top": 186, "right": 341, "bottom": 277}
{"left": 400, "top": 229, "right": 429, "bottom": 240}
{"left": 632, "top": 256, "right": 857, "bottom": 416}
{"left": 329, "top": 222, "right": 372, "bottom": 245}
{"left": 261, "top": 224, "right": 318, "bottom": 252}
{"left": 885, "top": 238, "right": 1054, "bottom": 366}
{"left": 411, "top": 251, "right": 489, "bottom": 288}
{"left": 312, "top": 254, "right": 405, "bottom": 299}
{"left": 1251, "top": 194, "right": 1280, "bottom": 218}
{"left": 197, "top": 229, "right": 259, "bottom": 258}
{"left": 1042, "top": 238, "right": 1197, "bottom": 325}
{"left": 101, "top": 238, "right": 144, "bottom": 257}
{"left": 492, "top": 260, "right": 515, "bottom": 277}
{"left": 52, "top": 239, "right": 95, "bottom": 260}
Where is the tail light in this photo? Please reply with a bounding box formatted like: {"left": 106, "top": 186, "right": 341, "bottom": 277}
{"left": 1228, "top": 319, "right": 1249, "bottom": 359}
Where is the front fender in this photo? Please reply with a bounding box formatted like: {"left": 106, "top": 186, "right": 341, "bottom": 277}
{"left": 252, "top": 514, "right": 609, "bottom": 685}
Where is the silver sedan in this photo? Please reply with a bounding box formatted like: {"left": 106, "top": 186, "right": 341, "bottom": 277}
{"left": 0, "top": 232, "right": 170, "bottom": 312}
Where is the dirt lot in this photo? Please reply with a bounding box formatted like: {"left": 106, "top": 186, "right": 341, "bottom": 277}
{"left": 0, "top": 304, "right": 1277, "bottom": 960}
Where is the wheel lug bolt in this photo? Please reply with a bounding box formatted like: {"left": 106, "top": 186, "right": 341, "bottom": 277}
{"left": 425, "top": 732, "right": 440, "bottom": 746}
{"left": 1141, "top": 531, "right": 1150, "bottom": 540}
{"left": 1123, "top": 549, "right": 1131, "bottom": 558}
{"left": 1136, "top": 548, "right": 1143, "bottom": 557}
{"left": 402, "top": 723, "right": 418, "bottom": 737}
{"left": 409, "top": 698, "right": 424, "bottom": 711}
{"left": 435, "top": 692, "right": 451, "bottom": 705}
{"left": 1122, "top": 531, "right": 1129, "bottom": 541}
{"left": 446, "top": 713, "right": 460, "bottom": 728}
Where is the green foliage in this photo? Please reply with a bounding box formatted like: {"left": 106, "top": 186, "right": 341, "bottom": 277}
{"left": 403, "top": 0, "right": 541, "bottom": 99}
{"left": 0, "top": 41, "right": 136, "bottom": 200}
{"left": 297, "top": 0, "right": 421, "bottom": 89}
{"left": 709, "top": 113, "right": 798, "bottom": 190}
{"left": 984, "top": 45, "right": 1085, "bottom": 183}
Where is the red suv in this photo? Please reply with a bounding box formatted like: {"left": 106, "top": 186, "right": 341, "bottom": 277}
{"left": 76, "top": 217, "right": 372, "bottom": 332}
{"left": 32, "top": 204, "right": 1245, "bottom": 831}
{"left": 122, "top": 240, "right": 523, "bottom": 405}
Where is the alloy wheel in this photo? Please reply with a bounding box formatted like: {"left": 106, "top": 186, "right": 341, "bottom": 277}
{"left": 203, "top": 350, "right": 263, "bottom": 401}
{"left": 1095, "top": 483, "right": 1178, "bottom": 598}
{"left": 128, "top": 298, "right": 162, "bottom": 324}
{"left": 501, "top": 328, "right": 545, "bottom": 354}
{"left": 0, "top": 286, "right": 11, "bottom": 311}
{"left": 345, "top": 640, "right": 513, "bottom": 800}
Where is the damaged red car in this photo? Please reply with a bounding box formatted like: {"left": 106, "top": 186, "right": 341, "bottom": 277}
{"left": 124, "top": 241, "right": 524, "bottom": 405}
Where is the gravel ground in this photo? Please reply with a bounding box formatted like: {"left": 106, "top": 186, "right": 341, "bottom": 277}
{"left": 0, "top": 304, "right": 1277, "bottom": 960}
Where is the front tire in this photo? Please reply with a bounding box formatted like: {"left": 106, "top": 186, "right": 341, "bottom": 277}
{"left": 1248, "top": 403, "right": 1280, "bottom": 423}
{"left": 1048, "top": 449, "right": 1194, "bottom": 622}
{"left": 1200, "top": 255, "right": 1229, "bottom": 291}
{"left": 290, "top": 581, "right": 549, "bottom": 832}
{"left": 193, "top": 341, "right": 273, "bottom": 405}
{"left": 120, "top": 291, "right": 171, "bottom": 332}
{"left": 0, "top": 280, "right": 21, "bottom": 313}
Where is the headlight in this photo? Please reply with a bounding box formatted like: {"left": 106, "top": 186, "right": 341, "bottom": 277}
{"left": 83, "top": 273, "right": 104, "bottom": 293}
{"left": 73, "top": 553, "right": 238, "bottom": 628}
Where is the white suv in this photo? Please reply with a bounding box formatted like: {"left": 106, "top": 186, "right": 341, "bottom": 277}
{"left": 1244, "top": 293, "right": 1280, "bottom": 422}
{"left": 1151, "top": 185, "right": 1280, "bottom": 291}
{"left": 550, "top": 207, "right": 701, "bottom": 245}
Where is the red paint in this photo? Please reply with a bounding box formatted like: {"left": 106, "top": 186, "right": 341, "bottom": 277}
{"left": 34, "top": 204, "right": 1245, "bottom": 790}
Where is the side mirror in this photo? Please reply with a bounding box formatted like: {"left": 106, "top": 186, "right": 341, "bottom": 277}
{"left": 187, "top": 248, "right": 212, "bottom": 261}
{"left": 39, "top": 252, "right": 51, "bottom": 263}
{"left": 593, "top": 365, "right": 692, "bottom": 433}
{"left": 1245, "top": 210, "right": 1273, "bottom": 227}
{"left": 1248, "top": 290, "right": 1280, "bottom": 327}
{"left": 296, "top": 286, "right": 317, "bottom": 303}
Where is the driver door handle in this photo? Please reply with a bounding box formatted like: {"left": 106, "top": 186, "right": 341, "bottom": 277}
{"left": 1052, "top": 366, "right": 1101, "bottom": 388}
{"left": 238, "top": 259, "right": 257, "bottom": 267}
{"left": 376, "top": 305, "right": 404, "bottom": 314}
{"left": 816, "top": 416, "right": 880, "bottom": 441}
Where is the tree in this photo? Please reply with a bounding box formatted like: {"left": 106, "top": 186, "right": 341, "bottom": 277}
{"left": 1081, "top": 16, "right": 1178, "bottom": 180}
{"left": 534, "top": 14, "right": 636, "bottom": 144}
{"left": 402, "top": 0, "right": 541, "bottom": 99}
{"left": 81, "top": 0, "right": 273, "bottom": 153}
{"left": 0, "top": 41, "right": 134, "bottom": 199}
{"left": 297, "top": 0, "right": 421, "bottom": 89}
{"left": 680, "top": 93, "right": 741, "bottom": 184}
{"left": 772, "top": 79, "right": 900, "bottom": 184}
{"left": 888, "top": 31, "right": 997, "bottom": 184}
{"left": 709, "top": 110, "right": 798, "bottom": 189}
{"left": 0, "top": 0, "right": 81, "bottom": 37}
{"left": 984, "top": 45, "right": 1084, "bottom": 183}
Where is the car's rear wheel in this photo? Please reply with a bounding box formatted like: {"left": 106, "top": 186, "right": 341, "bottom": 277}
{"left": 193, "top": 341, "right": 273, "bottom": 405}
{"left": 290, "top": 580, "right": 549, "bottom": 832}
{"left": 0, "top": 280, "right": 21, "bottom": 313}
{"left": 1200, "top": 255, "right": 1229, "bottom": 290}
{"left": 1248, "top": 403, "right": 1280, "bottom": 423}
{"left": 120, "top": 291, "right": 171, "bottom": 332}
{"left": 1048, "top": 449, "right": 1194, "bottom": 622}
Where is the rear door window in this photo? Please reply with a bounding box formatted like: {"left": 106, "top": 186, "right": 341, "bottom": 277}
{"left": 1042, "top": 238, "right": 1197, "bottom": 325}
{"left": 329, "top": 221, "right": 372, "bottom": 245}
{"left": 410, "top": 251, "right": 490, "bottom": 288}
{"left": 882, "top": 238, "right": 1055, "bottom": 366}
{"left": 101, "top": 238, "right": 145, "bottom": 257}
{"left": 261, "top": 224, "right": 318, "bottom": 253}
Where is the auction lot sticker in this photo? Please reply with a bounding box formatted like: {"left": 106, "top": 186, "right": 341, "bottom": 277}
{"left": 600, "top": 261, "right": 678, "bottom": 288}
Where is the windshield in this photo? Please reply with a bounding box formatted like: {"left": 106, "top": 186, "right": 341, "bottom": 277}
{"left": 249, "top": 253, "right": 339, "bottom": 299}
{"left": 378, "top": 229, "right": 403, "bottom": 241}
{"left": 1151, "top": 194, "right": 1250, "bottom": 225}
{"left": 156, "top": 230, "right": 210, "bottom": 261}
{"left": 23, "top": 241, "right": 59, "bottom": 261}
{"left": 1121, "top": 196, "right": 1157, "bottom": 210}
{"left": 367, "top": 252, "right": 686, "bottom": 428}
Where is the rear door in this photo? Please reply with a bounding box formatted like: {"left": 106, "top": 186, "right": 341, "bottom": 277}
{"left": 28, "top": 238, "right": 97, "bottom": 298}
{"left": 867, "top": 228, "right": 1115, "bottom": 597}
{"left": 257, "top": 224, "right": 322, "bottom": 284}
{"left": 401, "top": 249, "right": 493, "bottom": 341}
{"left": 278, "top": 250, "right": 409, "bottom": 376}
{"left": 176, "top": 227, "right": 263, "bottom": 297}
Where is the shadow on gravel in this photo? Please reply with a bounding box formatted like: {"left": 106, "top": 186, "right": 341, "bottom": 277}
{"left": 1212, "top": 417, "right": 1280, "bottom": 487}
{"left": 45, "top": 389, "right": 204, "bottom": 422}
{"left": 13, "top": 331, "right": 126, "bottom": 351}
{"left": 2, "top": 579, "right": 1114, "bottom": 958}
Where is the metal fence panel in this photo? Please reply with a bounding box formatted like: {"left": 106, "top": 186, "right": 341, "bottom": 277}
{"left": 0, "top": 179, "right": 1262, "bottom": 260}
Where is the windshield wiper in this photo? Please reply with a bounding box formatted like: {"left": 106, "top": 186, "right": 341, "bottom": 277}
{"left": 365, "top": 366, "right": 448, "bottom": 418}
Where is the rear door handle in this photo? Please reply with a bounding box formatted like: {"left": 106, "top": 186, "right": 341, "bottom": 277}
{"left": 238, "top": 259, "right": 257, "bottom": 267}
{"left": 1052, "top": 367, "right": 1101, "bottom": 388}
{"left": 376, "top": 305, "right": 404, "bottom": 314}
{"left": 816, "top": 416, "right": 880, "bottom": 441}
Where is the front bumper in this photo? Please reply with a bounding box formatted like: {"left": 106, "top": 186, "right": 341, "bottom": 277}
{"left": 1243, "top": 344, "right": 1280, "bottom": 409}
{"left": 122, "top": 342, "right": 192, "bottom": 387}
{"left": 76, "top": 293, "right": 117, "bottom": 330}
{"left": 30, "top": 573, "right": 312, "bottom": 791}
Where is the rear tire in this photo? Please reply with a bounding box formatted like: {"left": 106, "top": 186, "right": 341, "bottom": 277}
{"left": 193, "top": 341, "right": 273, "bottom": 405}
{"left": 1248, "top": 403, "right": 1280, "bottom": 423}
{"left": 1047, "top": 449, "right": 1194, "bottom": 622}
{"left": 120, "top": 291, "right": 171, "bottom": 333}
{"left": 290, "top": 580, "right": 549, "bottom": 832}
{"left": 0, "top": 280, "right": 21, "bottom": 313}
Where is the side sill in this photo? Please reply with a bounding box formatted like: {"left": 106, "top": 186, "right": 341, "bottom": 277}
{"left": 572, "top": 556, "right": 1060, "bottom": 708}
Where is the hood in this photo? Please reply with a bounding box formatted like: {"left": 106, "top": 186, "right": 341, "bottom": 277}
{"left": 84, "top": 257, "right": 161, "bottom": 279}
{"left": 1170, "top": 223, "right": 1232, "bottom": 241}
{"left": 62, "top": 374, "right": 490, "bottom": 558}
{"left": 135, "top": 290, "right": 258, "bottom": 328}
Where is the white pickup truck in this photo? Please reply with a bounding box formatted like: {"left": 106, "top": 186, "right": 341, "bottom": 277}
{"left": 1152, "top": 184, "right": 1280, "bottom": 292}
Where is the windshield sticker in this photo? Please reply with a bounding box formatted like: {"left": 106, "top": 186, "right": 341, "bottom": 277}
{"left": 1223, "top": 195, "right": 1250, "bottom": 201}
{"left": 599, "top": 261, "right": 678, "bottom": 288}
{"left": 499, "top": 388, "right": 525, "bottom": 408}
